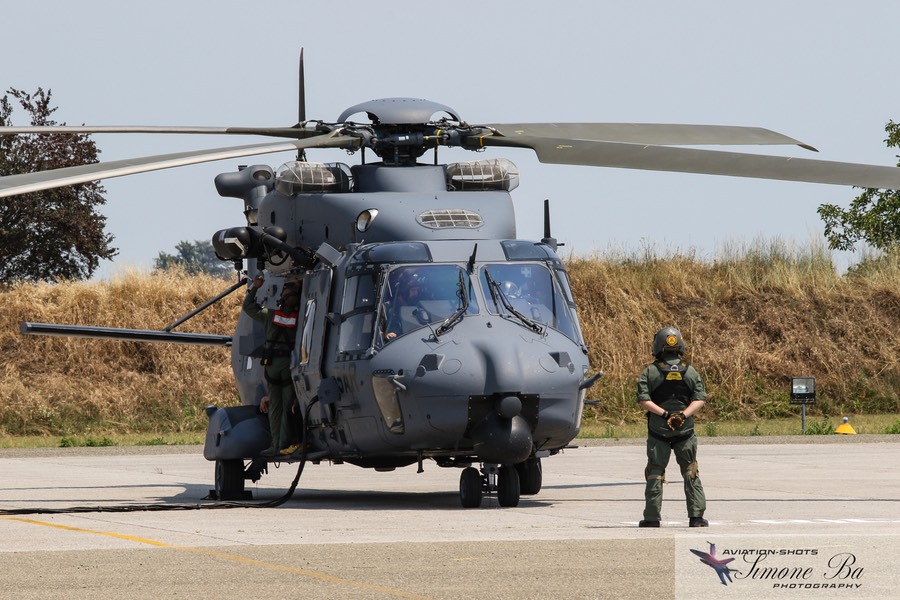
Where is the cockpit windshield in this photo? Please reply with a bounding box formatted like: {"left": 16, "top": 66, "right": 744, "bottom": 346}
{"left": 379, "top": 265, "right": 478, "bottom": 343}
{"left": 338, "top": 255, "right": 582, "bottom": 355}
{"left": 480, "top": 262, "right": 579, "bottom": 341}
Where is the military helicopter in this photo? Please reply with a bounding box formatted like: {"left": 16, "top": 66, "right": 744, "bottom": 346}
{"left": 3, "top": 54, "right": 900, "bottom": 508}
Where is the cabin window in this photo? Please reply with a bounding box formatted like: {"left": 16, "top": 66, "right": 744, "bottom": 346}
{"left": 299, "top": 299, "right": 316, "bottom": 365}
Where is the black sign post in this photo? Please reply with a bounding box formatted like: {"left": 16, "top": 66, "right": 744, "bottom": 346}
{"left": 790, "top": 377, "right": 816, "bottom": 433}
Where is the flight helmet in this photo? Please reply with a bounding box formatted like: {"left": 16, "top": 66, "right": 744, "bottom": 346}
{"left": 652, "top": 326, "right": 686, "bottom": 357}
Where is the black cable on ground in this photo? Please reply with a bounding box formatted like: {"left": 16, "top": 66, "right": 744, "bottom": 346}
{"left": 0, "top": 400, "right": 319, "bottom": 516}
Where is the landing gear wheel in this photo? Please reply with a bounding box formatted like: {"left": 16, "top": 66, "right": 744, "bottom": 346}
{"left": 214, "top": 459, "right": 250, "bottom": 501}
{"left": 459, "top": 466, "right": 483, "bottom": 508}
{"left": 516, "top": 457, "right": 543, "bottom": 495}
{"left": 497, "top": 465, "right": 521, "bottom": 507}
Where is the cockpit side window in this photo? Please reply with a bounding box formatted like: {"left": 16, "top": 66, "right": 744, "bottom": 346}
{"left": 554, "top": 268, "right": 584, "bottom": 344}
{"left": 555, "top": 269, "right": 575, "bottom": 304}
{"left": 337, "top": 271, "right": 378, "bottom": 354}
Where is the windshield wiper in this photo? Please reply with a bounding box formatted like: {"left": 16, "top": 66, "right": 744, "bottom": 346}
{"left": 484, "top": 268, "right": 502, "bottom": 312}
{"left": 435, "top": 271, "right": 469, "bottom": 337}
{"left": 483, "top": 269, "right": 544, "bottom": 335}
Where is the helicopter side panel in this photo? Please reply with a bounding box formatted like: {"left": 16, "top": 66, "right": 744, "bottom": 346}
{"left": 230, "top": 310, "right": 267, "bottom": 406}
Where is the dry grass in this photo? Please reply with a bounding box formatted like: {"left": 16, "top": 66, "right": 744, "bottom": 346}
{"left": 1, "top": 243, "right": 899, "bottom": 439}
{"left": 570, "top": 241, "right": 900, "bottom": 428}
{"left": 0, "top": 268, "right": 240, "bottom": 436}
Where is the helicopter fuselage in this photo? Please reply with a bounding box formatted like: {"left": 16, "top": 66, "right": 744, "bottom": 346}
{"left": 211, "top": 159, "right": 591, "bottom": 478}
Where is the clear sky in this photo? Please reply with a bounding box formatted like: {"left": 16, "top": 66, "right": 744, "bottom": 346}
{"left": 3, "top": 0, "right": 898, "bottom": 278}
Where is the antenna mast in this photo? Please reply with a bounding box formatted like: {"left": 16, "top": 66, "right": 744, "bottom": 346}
{"left": 297, "top": 48, "right": 307, "bottom": 162}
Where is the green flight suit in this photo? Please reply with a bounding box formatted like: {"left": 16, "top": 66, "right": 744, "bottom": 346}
{"left": 243, "top": 288, "right": 299, "bottom": 453}
{"left": 637, "top": 355, "right": 707, "bottom": 521}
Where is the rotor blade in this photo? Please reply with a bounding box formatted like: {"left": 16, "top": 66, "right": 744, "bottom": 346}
{"left": 0, "top": 125, "right": 325, "bottom": 139}
{"left": 0, "top": 133, "right": 358, "bottom": 198}
{"left": 472, "top": 135, "right": 900, "bottom": 189}
{"left": 484, "top": 123, "right": 817, "bottom": 151}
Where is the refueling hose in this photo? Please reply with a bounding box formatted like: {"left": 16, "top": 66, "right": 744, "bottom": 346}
{"left": 0, "top": 400, "right": 319, "bottom": 515}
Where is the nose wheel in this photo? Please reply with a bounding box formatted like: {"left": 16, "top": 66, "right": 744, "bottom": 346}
{"left": 459, "top": 464, "right": 521, "bottom": 508}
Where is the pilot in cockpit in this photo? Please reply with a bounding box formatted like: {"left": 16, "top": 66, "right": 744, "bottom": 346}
{"left": 384, "top": 270, "right": 425, "bottom": 341}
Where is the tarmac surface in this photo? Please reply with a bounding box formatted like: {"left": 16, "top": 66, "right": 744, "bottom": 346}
{"left": 1, "top": 436, "right": 898, "bottom": 599}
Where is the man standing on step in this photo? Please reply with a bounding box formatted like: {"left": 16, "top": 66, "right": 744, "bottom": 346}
{"left": 243, "top": 274, "right": 301, "bottom": 457}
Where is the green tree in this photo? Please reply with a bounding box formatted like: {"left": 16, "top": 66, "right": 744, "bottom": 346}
{"left": 155, "top": 239, "right": 233, "bottom": 278}
{"left": 818, "top": 120, "right": 900, "bottom": 252}
{"left": 0, "top": 88, "right": 117, "bottom": 282}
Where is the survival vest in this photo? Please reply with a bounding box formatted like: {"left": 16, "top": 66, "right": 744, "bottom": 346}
{"left": 647, "top": 359, "right": 695, "bottom": 441}
{"left": 263, "top": 309, "right": 298, "bottom": 360}
{"left": 650, "top": 360, "right": 691, "bottom": 409}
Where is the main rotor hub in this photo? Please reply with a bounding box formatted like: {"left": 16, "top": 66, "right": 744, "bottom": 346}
{"left": 337, "top": 98, "right": 469, "bottom": 165}
{"left": 337, "top": 98, "right": 461, "bottom": 125}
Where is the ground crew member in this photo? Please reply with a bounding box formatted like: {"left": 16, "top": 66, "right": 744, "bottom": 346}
{"left": 637, "top": 326, "right": 708, "bottom": 527}
{"left": 243, "top": 274, "right": 301, "bottom": 456}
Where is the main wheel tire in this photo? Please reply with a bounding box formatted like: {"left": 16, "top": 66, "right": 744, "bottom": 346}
{"left": 516, "top": 457, "right": 543, "bottom": 495}
{"left": 497, "top": 465, "right": 521, "bottom": 507}
{"left": 214, "top": 459, "right": 245, "bottom": 499}
{"left": 459, "top": 467, "right": 483, "bottom": 508}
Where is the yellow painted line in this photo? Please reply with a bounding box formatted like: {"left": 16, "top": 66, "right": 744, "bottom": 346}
{"left": 3, "top": 516, "right": 430, "bottom": 600}
{"left": 4, "top": 516, "right": 172, "bottom": 546}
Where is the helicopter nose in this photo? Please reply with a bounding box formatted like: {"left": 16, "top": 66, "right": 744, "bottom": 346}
{"left": 464, "top": 342, "right": 535, "bottom": 465}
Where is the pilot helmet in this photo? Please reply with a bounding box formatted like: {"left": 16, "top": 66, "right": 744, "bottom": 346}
{"left": 652, "top": 326, "right": 685, "bottom": 357}
{"left": 399, "top": 269, "right": 421, "bottom": 288}
{"left": 500, "top": 281, "right": 519, "bottom": 297}
{"left": 396, "top": 269, "right": 424, "bottom": 299}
